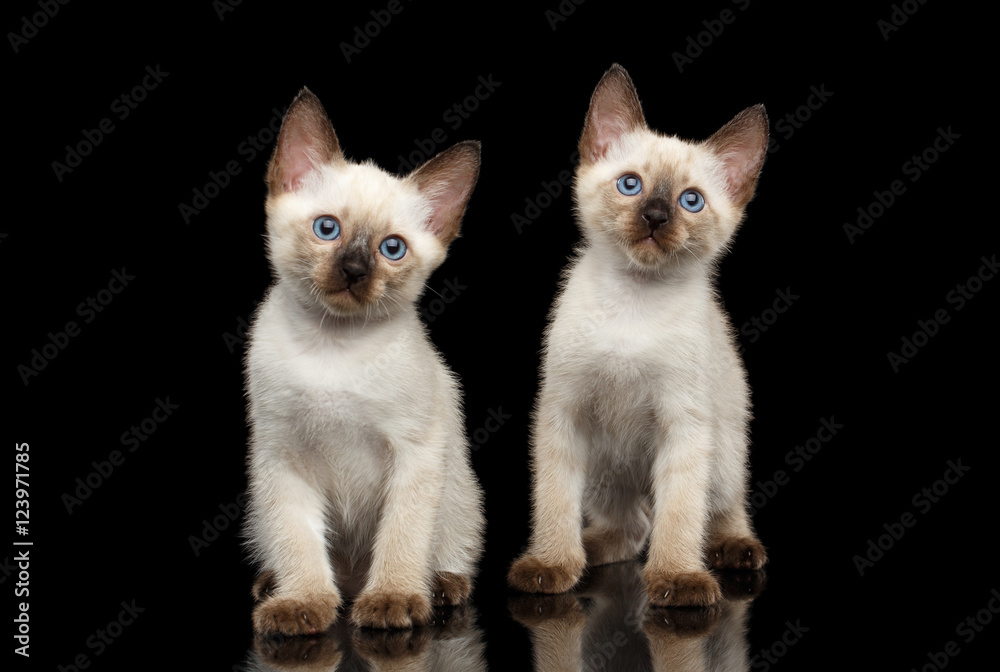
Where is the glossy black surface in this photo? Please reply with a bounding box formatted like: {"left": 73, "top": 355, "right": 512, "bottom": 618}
{"left": 9, "top": 2, "right": 993, "bottom": 669}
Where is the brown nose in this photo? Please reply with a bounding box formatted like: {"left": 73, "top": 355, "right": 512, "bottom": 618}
{"left": 340, "top": 250, "right": 369, "bottom": 285}
{"left": 641, "top": 198, "right": 671, "bottom": 232}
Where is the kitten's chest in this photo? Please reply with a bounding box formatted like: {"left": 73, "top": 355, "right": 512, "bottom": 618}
{"left": 556, "top": 277, "right": 707, "bottom": 375}
{"left": 548, "top": 260, "right": 717, "bottom": 426}
{"left": 247, "top": 297, "right": 438, "bottom": 446}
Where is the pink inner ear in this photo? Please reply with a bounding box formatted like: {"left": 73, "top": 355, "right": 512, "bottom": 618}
{"left": 579, "top": 67, "right": 646, "bottom": 164}
{"left": 424, "top": 174, "right": 470, "bottom": 236}
{"left": 591, "top": 108, "right": 632, "bottom": 160}
{"left": 268, "top": 89, "right": 342, "bottom": 195}
{"left": 409, "top": 141, "right": 480, "bottom": 242}
{"left": 722, "top": 144, "right": 757, "bottom": 196}
{"left": 280, "top": 131, "right": 323, "bottom": 192}
{"left": 705, "top": 105, "right": 768, "bottom": 205}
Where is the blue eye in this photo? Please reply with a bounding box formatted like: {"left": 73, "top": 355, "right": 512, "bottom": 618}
{"left": 679, "top": 189, "right": 705, "bottom": 212}
{"left": 616, "top": 174, "right": 642, "bottom": 196}
{"left": 313, "top": 215, "right": 340, "bottom": 240}
{"left": 379, "top": 236, "right": 406, "bottom": 260}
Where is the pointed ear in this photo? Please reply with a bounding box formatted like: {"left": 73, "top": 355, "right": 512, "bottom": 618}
{"left": 704, "top": 104, "right": 769, "bottom": 208}
{"left": 578, "top": 63, "right": 646, "bottom": 165}
{"left": 266, "top": 87, "right": 344, "bottom": 195}
{"left": 407, "top": 140, "right": 481, "bottom": 246}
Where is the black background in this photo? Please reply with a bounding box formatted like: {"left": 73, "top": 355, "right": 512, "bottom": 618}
{"left": 8, "top": 1, "right": 995, "bottom": 669}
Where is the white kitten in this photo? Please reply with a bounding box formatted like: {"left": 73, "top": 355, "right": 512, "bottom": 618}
{"left": 509, "top": 64, "right": 768, "bottom": 607}
{"left": 244, "top": 88, "right": 484, "bottom": 634}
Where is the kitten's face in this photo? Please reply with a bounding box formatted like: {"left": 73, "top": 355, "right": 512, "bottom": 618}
{"left": 575, "top": 65, "right": 768, "bottom": 271}
{"left": 266, "top": 162, "right": 442, "bottom": 318}
{"left": 263, "top": 88, "right": 479, "bottom": 320}
{"left": 576, "top": 132, "right": 743, "bottom": 267}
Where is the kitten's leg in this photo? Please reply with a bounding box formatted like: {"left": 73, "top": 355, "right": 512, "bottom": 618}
{"left": 351, "top": 440, "right": 443, "bottom": 629}
{"left": 582, "top": 488, "right": 651, "bottom": 566}
{"left": 247, "top": 459, "right": 341, "bottom": 636}
{"left": 643, "top": 417, "right": 722, "bottom": 607}
{"left": 430, "top": 450, "right": 484, "bottom": 607}
{"left": 508, "top": 401, "right": 587, "bottom": 594}
{"left": 705, "top": 418, "right": 767, "bottom": 571}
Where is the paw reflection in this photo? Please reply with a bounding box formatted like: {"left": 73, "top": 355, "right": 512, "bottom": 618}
{"left": 510, "top": 561, "right": 766, "bottom": 671}
{"left": 246, "top": 604, "right": 485, "bottom": 671}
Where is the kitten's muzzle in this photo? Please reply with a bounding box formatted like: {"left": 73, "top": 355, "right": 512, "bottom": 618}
{"left": 641, "top": 198, "right": 671, "bottom": 234}
{"left": 339, "top": 249, "right": 371, "bottom": 286}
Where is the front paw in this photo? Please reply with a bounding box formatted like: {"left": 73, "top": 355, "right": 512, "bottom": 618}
{"left": 351, "top": 591, "right": 433, "bottom": 629}
{"left": 253, "top": 592, "right": 341, "bottom": 636}
{"left": 508, "top": 555, "right": 582, "bottom": 594}
{"left": 431, "top": 572, "right": 472, "bottom": 607}
{"left": 645, "top": 570, "right": 721, "bottom": 608}
{"left": 707, "top": 537, "right": 768, "bottom": 570}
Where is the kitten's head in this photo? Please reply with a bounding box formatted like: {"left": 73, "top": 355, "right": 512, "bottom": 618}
{"left": 575, "top": 64, "right": 767, "bottom": 271}
{"left": 263, "top": 88, "right": 480, "bottom": 320}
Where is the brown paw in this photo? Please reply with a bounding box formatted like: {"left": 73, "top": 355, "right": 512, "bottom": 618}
{"left": 707, "top": 537, "right": 768, "bottom": 570}
{"left": 351, "top": 591, "right": 433, "bottom": 630}
{"left": 253, "top": 592, "right": 340, "bottom": 636}
{"left": 645, "top": 570, "right": 721, "bottom": 608}
{"left": 252, "top": 570, "right": 277, "bottom": 602}
{"left": 508, "top": 593, "right": 585, "bottom": 627}
{"left": 430, "top": 572, "right": 471, "bottom": 607}
{"left": 508, "top": 555, "right": 582, "bottom": 594}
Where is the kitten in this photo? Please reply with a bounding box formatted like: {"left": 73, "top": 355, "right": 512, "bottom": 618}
{"left": 509, "top": 64, "right": 768, "bottom": 607}
{"left": 244, "top": 87, "right": 484, "bottom": 635}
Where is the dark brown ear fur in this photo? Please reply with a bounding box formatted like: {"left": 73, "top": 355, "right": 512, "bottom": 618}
{"left": 267, "top": 87, "right": 344, "bottom": 195}
{"left": 704, "top": 104, "right": 769, "bottom": 208}
{"left": 579, "top": 63, "right": 646, "bottom": 165}
{"left": 407, "top": 140, "right": 481, "bottom": 247}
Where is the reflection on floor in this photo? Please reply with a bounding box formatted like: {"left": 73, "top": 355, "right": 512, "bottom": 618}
{"left": 245, "top": 603, "right": 486, "bottom": 672}
{"left": 242, "top": 561, "right": 764, "bottom": 671}
{"left": 509, "top": 561, "right": 766, "bottom": 672}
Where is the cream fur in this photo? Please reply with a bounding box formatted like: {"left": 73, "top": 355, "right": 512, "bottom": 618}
{"left": 510, "top": 65, "right": 767, "bottom": 605}
{"left": 244, "top": 89, "right": 483, "bottom": 633}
